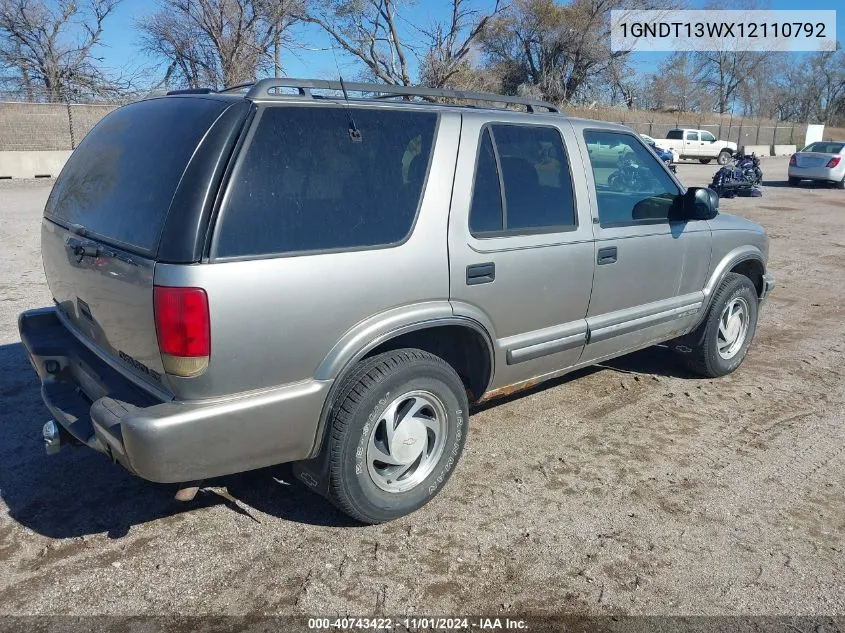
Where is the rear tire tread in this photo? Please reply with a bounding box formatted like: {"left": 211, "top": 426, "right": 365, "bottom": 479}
{"left": 327, "top": 349, "right": 462, "bottom": 524}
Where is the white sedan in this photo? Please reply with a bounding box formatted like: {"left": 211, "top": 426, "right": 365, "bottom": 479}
{"left": 788, "top": 141, "right": 845, "bottom": 189}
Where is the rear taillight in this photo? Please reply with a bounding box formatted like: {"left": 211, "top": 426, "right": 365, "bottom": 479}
{"left": 153, "top": 286, "right": 210, "bottom": 377}
{"left": 789, "top": 154, "right": 797, "bottom": 166}
{"left": 827, "top": 156, "right": 841, "bottom": 168}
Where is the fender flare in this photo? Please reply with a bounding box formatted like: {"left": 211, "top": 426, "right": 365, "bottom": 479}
{"left": 692, "top": 245, "right": 767, "bottom": 330}
{"left": 306, "top": 312, "right": 495, "bottom": 459}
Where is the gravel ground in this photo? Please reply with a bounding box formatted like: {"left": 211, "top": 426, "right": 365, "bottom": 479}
{"left": 0, "top": 159, "right": 843, "bottom": 617}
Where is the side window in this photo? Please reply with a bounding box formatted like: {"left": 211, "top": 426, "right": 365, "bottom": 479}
{"left": 469, "top": 124, "right": 576, "bottom": 237}
{"left": 685, "top": 131, "right": 699, "bottom": 141}
{"left": 701, "top": 131, "right": 716, "bottom": 142}
{"left": 214, "top": 107, "right": 437, "bottom": 258}
{"left": 469, "top": 129, "right": 504, "bottom": 234}
{"left": 666, "top": 130, "right": 683, "bottom": 140}
{"left": 583, "top": 131, "right": 682, "bottom": 227}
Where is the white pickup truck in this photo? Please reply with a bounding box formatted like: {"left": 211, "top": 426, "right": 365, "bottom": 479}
{"left": 661, "top": 129, "right": 737, "bottom": 165}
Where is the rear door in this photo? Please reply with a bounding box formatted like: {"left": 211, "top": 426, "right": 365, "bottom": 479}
{"left": 41, "top": 96, "right": 240, "bottom": 395}
{"left": 448, "top": 116, "right": 595, "bottom": 391}
{"left": 685, "top": 130, "right": 700, "bottom": 157}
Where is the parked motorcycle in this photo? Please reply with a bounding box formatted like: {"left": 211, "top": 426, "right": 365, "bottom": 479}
{"left": 734, "top": 149, "right": 763, "bottom": 186}
{"left": 710, "top": 149, "right": 763, "bottom": 197}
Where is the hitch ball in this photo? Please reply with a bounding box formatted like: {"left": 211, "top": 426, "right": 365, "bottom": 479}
{"left": 43, "top": 420, "right": 61, "bottom": 455}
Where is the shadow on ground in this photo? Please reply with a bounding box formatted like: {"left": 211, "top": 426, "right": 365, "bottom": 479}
{"left": 1, "top": 341, "right": 696, "bottom": 539}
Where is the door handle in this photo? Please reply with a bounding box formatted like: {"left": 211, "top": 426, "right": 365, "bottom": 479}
{"left": 466, "top": 262, "right": 495, "bottom": 285}
{"left": 597, "top": 247, "right": 617, "bottom": 265}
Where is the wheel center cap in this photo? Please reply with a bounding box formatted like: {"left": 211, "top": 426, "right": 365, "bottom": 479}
{"left": 390, "top": 419, "right": 426, "bottom": 464}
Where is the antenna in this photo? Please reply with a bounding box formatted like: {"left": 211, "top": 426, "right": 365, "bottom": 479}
{"left": 339, "top": 76, "right": 362, "bottom": 142}
{"left": 328, "top": 42, "right": 361, "bottom": 142}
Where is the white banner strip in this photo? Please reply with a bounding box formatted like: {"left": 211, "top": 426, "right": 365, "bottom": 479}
{"left": 610, "top": 10, "right": 837, "bottom": 52}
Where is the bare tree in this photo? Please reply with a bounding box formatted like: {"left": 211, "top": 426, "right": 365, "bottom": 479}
{"left": 692, "top": 49, "right": 770, "bottom": 114}
{"left": 138, "top": 0, "right": 302, "bottom": 90}
{"left": 417, "top": 0, "right": 503, "bottom": 89}
{"left": 301, "top": 0, "right": 502, "bottom": 87}
{"left": 481, "top": 0, "right": 673, "bottom": 105}
{"left": 0, "top": 0, "right": 124, "bottom": 101}
{"left": 301, "top": 0, "right": 414, "bottom": 85}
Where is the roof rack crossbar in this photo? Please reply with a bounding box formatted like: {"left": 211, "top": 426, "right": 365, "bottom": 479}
{"left": 243, "top": 78, "right": 559, "bottom": 113}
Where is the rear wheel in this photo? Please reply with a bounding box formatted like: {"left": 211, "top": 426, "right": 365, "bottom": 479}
{"left": 717, "top": 150, "right": 732, "bottom": 165}
{"left": 676, "top": 273, "right": 759, "bottom": 378}
{"left": 836, "top": 175, "right": 845, "bottom": 190}
{"left": 788, "top": 177, "right": 800, "bottom": 186}
{"left": 699, "top": 159, "right": 712, "bottom": 164}
{"left": 324, "top": 349, "right": 468, "bottom": 524}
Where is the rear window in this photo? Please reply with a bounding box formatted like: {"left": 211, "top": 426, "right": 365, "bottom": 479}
{"left": 801, "top": 142, "right": 844, "bottom": 153}
{"left": 214, "top": 106, "right": 437, "bottom": 258}
{"left": 45, "top": 97, "right": 229, "bottom": 256}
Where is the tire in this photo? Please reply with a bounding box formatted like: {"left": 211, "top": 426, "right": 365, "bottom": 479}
{"left": 717, "top": 150, "right": 732, "bottom": 165}
{"left": 676, "top": 273, "right": 759, "bottom": 378}
{"left": 324, "top": 349, "right": 469, "bottom": 524}
{"left": 835, "top": 176, "right": 845, "bottom": 190}
{"left": 699, "top": 159, "right": 712, "bottom": 164}
{"left": 788, "top": 177, "right": 800, "bottom": 186}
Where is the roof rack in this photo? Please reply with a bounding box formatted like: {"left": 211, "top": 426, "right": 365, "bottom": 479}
{"left": 234, "top": 78, "right": 559, "bottom": 114}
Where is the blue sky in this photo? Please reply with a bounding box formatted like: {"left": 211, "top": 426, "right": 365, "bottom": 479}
{"left": 96, "top": 0, "right": 842, "bottom": 87}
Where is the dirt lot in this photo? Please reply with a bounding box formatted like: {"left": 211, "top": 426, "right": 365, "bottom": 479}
{"left": 0, "top": 158, "right": 843, "bottom": 618}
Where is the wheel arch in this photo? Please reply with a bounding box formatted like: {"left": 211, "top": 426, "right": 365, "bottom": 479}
{"left": 695, "top": 246, "right": 767, "bottom": 329}
{"left": 308, "top": 314, "right": 495, "bottom": 459}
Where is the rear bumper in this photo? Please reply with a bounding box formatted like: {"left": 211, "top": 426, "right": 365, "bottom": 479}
{"left": 788, "top": 165, "right": 844, "bottom": 182}
{"left": 18, "top": 308, "right": 331, "bottom": 483}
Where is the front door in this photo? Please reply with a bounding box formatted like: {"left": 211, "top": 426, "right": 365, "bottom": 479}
{"left": 448, "top": 116, "right": 596, "bottom": 392}
{"left": 576, "top": 128, "right": 712, "bottom": 363}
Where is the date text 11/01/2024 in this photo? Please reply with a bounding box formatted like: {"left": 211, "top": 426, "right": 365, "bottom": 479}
{"left": 307, "top": 618, "right": 529, "bottom": 630}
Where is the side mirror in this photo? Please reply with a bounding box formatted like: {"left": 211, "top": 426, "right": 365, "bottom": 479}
{"left": 681, "top": 187, "right": 719, "bottom": 220}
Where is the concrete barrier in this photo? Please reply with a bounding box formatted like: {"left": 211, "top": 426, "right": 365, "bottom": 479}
{"left": 773, "top": 145, "right": 797, "bottom": 156}
{"left": 0, "top": 150, "right": 71, "bottom": 179}
{"left": 742, "top": 145, "right": 771, "bottom": 156}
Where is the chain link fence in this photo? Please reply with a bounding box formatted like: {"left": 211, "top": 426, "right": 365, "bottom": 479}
{"left": 2, "top": 87, "right": 843, "bottom": 153}
{"left": 0, "top": 87, "right": 165, "bottom": 152}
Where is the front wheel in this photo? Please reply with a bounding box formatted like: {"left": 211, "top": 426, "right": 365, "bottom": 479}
{"left": 324, "top": 349, "right": 468, "bottom": 524}
{"left": 675, "top": 273, "right": 759, "bottom": 378}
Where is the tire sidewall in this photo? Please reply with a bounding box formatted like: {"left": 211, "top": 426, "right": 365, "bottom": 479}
{"left": 705, "top": 278, "right": 759, "bottom": 374}
{"left": 335, "top": 360, "right": 467, "bottom": 522}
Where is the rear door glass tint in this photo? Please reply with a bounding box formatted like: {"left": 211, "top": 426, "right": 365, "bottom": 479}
{"left": 215, "top": 107, "right": 437, "bottom": 258}
{"left": 492, "top": 124, "right": 576, "bottom": 232}
{"left": 45, "top": 97, "right": 229, "bottom": 256}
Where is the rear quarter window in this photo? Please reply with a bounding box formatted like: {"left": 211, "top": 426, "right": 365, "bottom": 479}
{"left": 45, "top": 97, "right": 229, "bottom": 256}
{"left": 214, "top": 106, "right": 437, "bottom": 258}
